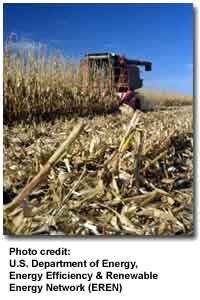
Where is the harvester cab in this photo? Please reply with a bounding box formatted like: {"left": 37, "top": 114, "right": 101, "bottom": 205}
{"left": 80, "top": 52, "right": 152, "bottom": 109}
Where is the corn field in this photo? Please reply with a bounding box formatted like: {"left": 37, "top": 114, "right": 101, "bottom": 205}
{"left": 4, "top": 39, "right": 119, "bottom": 123}
{"left": 3, "top": 39, "right": 193, "bottom": 236}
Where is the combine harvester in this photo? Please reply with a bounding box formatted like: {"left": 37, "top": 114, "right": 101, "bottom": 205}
{"left": 80, "top": 52, "right": 152, "bottom": 110}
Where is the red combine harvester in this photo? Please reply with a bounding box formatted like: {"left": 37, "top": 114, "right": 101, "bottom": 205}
{"left": 80, "top": 52, "right": 152, "bottom": 109}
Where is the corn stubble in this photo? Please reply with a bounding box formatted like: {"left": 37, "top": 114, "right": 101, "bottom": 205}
{"left": 3, "top": 39, "right": 193, "bottom": 236}
{"left": 4, "top": 107, "right": 193, "bottom": 236}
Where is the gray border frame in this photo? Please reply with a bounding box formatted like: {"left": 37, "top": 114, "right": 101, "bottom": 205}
{"left": 0, "top": 1, "right": 199, "bottom": 242}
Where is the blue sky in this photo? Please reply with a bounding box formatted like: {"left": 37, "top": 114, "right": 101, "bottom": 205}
{"left": 4, "top": 3, "right": 193, "bottom": 95}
